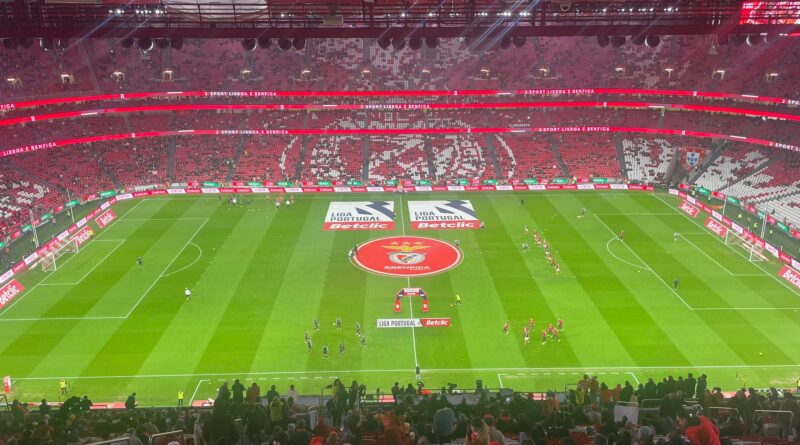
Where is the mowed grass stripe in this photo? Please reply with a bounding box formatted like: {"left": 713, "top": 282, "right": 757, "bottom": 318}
{"left": 0, "top": 199, "right": 197, "bottom": 377}
{"left": 186, "top": 200, "right": 312, "bottom": 374}
{"left": 497, "top": 194, "right": 639, "bottom": 369}
{"left": 411, "top": 228, "right": 481, "bottom": 375}
{"left": 596, "top": 198, "right": 795, "bottom": 365}
{"left": 305, "top": 226, "right": 370, "bottom": 369}
{"left": 537, "top": 194, "right": 692, "bottom": 367}
{"left": 245, "top": 198, "right": 342, "bottom": 375}
{"left": 575, "top": 197, "right": 750, "bottom": 366}
{"left": 74, "top": 200, "right": 244, "bottom": 383}
{"left": 132, "top": 201, "right": 279, "bottom": 381}
{"left": 471, "top": 196, "right": 583, "bottom": 367}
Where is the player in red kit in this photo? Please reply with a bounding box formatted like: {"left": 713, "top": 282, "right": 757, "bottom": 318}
{"left": 503, "top": 322, "right": 510, "bottom": 335}
{"left": 553, "top": 329, "right": 560, "bottom": 342}
{"left": 541, "top": 329, "right": 548, "bottom": 344}
{"left": 557, "top": 318, "right": 564, "bottom": 331}
{"left": 548, "top": 323, "right": 554, "bottom": 336}
{"left": 528, "top": 318, "right": 535, "bottom": 330}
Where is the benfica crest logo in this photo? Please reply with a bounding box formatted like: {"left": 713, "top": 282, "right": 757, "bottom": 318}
{"left": 352, "top": 236, "right": 462, "bottom": 277}
{"left": 385, "top": 242, "right": 429, "bottom": 265}
{"left": 680, "top": 147, "right": 707, "bottom": 170}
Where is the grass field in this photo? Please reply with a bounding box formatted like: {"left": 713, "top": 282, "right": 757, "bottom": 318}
{"left": 1, "top": 191, "right": 798, "bottom": 406}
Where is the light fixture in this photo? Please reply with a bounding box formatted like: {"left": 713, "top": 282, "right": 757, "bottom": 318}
{"left": 292, "top": 38, "right": 305, "bottom": 50}
{"left": 645, "top": 35, "right": 661, "bottom": 48}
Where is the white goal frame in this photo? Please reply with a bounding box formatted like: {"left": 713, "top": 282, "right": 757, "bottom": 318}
{"left": 41, "top": 238, "right": 81, "bottom": 272}
{"left": 725, "top": 230, "right": 768, "bottom": 262}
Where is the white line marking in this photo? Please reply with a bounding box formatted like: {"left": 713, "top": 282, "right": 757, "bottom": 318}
{"left": 594, "top": 213, "right": 678, "bottom": 216}
{"left": 189, "top": 379, "right": 211, "bottom": 405}
{"left": 497, "top": 374, "right": 504, "bottom": 389}
{"left": 162, "top": 242, "right": 203, "bottom": 278}
{"left": 652, "top": 193, "right": 800, "bottom": 299}
{"left": 12, "top": 364, "right": 800, "bottom": 381}
{"left": 45, "top": 239, "right": 126, "bottom": 286}
{"left": 121, "top": 218, "right": 211, "bottom": 221}
{"left": 593, "top": 214, "right": 694, "bottom": 310}
{"left": 604, "top": 238, "right": 650, "bottom": 270}
{"left": 628, "top": 372, "right": 641, "bottom": 386}
{"left": 0, "top": 316, "right": 126, "bottom": 322}
{"left": 678, "top": 233, "right": 743, "bottom": 276}
{"left": 398, "top": 195, "right": 420, "bottom": 370}
{"left": 0, "top": 199, "right": 144, "bottom": 319}
{"left": 124, "top": 218, "right": 209, "bottom": 318}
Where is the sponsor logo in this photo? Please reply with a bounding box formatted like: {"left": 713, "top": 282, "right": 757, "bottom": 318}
{"left": 0, "top": 269, "right": 14, "bottom": 284}
{"left": 779, "top": 266, "right": 800, "bottom": 290}
{"left": 376, "top": 318, "right": 451, "bottom": 328}
{"left": 23, "top": 252, "right": 39, "bottom": 265}
{"left": 408, "top": 200, "right": 479, "bottom": 230}
{"left": 704, "top": 217, "right": 728, "bottom": 238}
{"left": 95, "top": 209, "right": 117, "bottom": 228}
{"left": 421, "top": 318, "right": 451, "bottom": 327}
{"left": 0, "top": 279, "right": 24, "bottom": 308}
{"left": 353, "top": 236, "right": 462, "bottom": 277}
{"left": 679, "top": 200, "right": 700, "bottom": 218}
{"left": 324, "top": 201, "right": 395, "bottom": 231}
{"left": 72, "top": 226, "right": 95, "bottom": 247}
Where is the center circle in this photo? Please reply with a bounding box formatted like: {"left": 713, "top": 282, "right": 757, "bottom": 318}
{"left": 352, "top": 236, "right": 463, "bottom": 277}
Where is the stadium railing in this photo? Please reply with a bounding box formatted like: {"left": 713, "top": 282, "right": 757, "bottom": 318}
{"left": 86, "top": 437, "right": 131, "bottom": 445}
{"left": 751, "top": 410, "right": 795, "bottom": 439}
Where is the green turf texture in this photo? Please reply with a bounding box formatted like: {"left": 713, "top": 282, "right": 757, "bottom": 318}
{"left": 1, "top": 191, "right": 798, "bottom": 406}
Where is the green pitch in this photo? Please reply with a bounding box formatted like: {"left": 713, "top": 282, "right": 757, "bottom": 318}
{"left": 1, "top": 191, "right": 798, "bottom": 406}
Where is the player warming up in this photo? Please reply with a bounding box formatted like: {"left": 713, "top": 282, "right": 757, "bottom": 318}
{"left": 674, "top": 231, "right": 679, "bottom": 242}
{"left": 184, "top": 287, "right": 192, "bottom": 302}
{"left": 322, "top": 345, "right": 329, "bottom": 359}
{"left": 503, "top": 321, "right": 510, "bottom": 335}
{"left": 450, "top": 293, "right": 462, "bottom": 307}
{"left": 313, "top": 319, "right": 320, "bottom": 332}
{"left": 137, "top": 256, "right": 143, "bottom": 268}
{"left": 618, "top": 229, "right": 625, "bottom": 241}
{"left": 335, "top": 317, "right": 342, "bottom": 330}
{"left": 673, "top": 277, "right": 680, "bottom": 290}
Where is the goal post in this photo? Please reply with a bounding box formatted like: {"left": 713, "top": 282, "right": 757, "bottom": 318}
{"left": 41, "top": 238, "right": 80, "bottom": 272}
{"left": 725, "top": 230, "right": 768, "bottom": 262}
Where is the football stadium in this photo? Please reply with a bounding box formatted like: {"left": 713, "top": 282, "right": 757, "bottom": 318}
{"left": 1, "top": 2, "right": 800, "bottom": 445}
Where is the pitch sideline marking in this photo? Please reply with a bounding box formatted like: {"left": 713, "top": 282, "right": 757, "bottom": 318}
{"left": 161, "top": 242, "right": 203, "bottom": 278}
{"left": 12, "top": 364, "right": 800, "bottom": 382}
{"left": 124, "top": 218, "right": 210, "bottom": 318}
{"left": 0, "top": 199, "right": 145, "bottom": 319}
{"left": 651, "top": 193, "right": 800, "bottom": 300}
{"left": 497, "top": 371, "right": 640, "bottom": 386}
{"left": 593, "top": 214, "right": 694, "bottom": 311}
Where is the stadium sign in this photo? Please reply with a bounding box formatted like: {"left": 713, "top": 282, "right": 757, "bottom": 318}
{"left": 679, "top": 200, "right": 700, "bottom": 218}
{"left": 408, "top": 200, "right": 480, "bottom": 230}
{"left": 95, "top": 209, "right": 117, "bottom": 228}
{"left": 0, "top": 279, "right": 24, "bottom": 308}
{"left": 352, "top": 236, "right": 462, "bottom": 277}
{"left": 72, "top": 226, "right": 95, "bottom": 247}
{"left": 704, "top": 217, "right": 728, "bottom": 238}
{"left": 323, "top": 201, "right": 395, "bottom": 231}
{"left": 376, "top": 318, "right": 451, "bottom": 328}
{"left": 778, "top": 266, "right": 800, "bottom": 290}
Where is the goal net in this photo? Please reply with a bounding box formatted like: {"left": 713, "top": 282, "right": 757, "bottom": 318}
{"left": 725, "top": 230, "right": 768, "bottom": 262}
{"left": 41, "top": 238, "right": 80, "bottom": 272}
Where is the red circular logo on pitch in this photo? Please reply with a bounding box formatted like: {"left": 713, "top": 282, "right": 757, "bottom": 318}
{"left": 353, "top": 236, "right": 462, "bottom": 277}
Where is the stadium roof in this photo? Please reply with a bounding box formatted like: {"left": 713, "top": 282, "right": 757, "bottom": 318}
{"left": 0, "top": 0, "right": 798, "bottom": 39}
